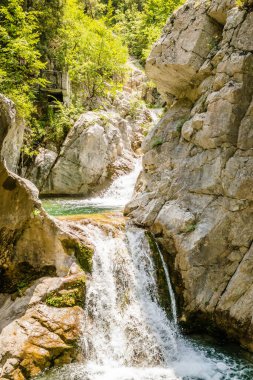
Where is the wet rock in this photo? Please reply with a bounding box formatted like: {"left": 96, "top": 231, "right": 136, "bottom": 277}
{"left": 0, "top": 276, "right": 84, "bottom": 379}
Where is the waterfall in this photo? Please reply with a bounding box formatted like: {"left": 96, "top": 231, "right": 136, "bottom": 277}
{"left": 81, "top": 225, "right": 178, "bottom": 369}
{"left": 76, "top": 158, "right": 142, "bottom": 210}
{"left": 37, "top": 223, "right": 253, "bottom": 380}
{"left": 154, "top": 239, "right": 177, "bottom": 324}
{"left": 38, "top": 164, "right": 253, "bottom": 380}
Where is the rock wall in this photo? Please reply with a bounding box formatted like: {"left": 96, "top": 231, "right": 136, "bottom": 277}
{"left": 0, "top": 96, "right": 93, "bottom": 379}
{"left": 126, "top": 0, "right": 253, "bottom": 350}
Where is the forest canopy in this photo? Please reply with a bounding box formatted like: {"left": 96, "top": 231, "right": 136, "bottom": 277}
{"left": 0, "top": 0, "right": 183, "bottom": 114}
{"left": 0, "top": 0, "right": 183, "bottom": 157}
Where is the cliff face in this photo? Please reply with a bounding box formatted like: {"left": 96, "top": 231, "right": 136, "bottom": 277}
{"left": 126, "top": 0, "right": 253, "bottom": 350}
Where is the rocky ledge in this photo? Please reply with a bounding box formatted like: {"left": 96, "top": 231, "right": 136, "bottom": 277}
{"left": 126, "top": 0, "right": 253, "bottom": 350}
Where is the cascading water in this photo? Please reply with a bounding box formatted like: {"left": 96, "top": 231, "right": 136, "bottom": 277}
{"left": 42, "top": 159, "right": 142, "bottom": 216}
{"left": 82, "top": 226, "right": 178, "bottom": 368}
{"left": 39, "top": 163, "right": 253, "bottom": 380}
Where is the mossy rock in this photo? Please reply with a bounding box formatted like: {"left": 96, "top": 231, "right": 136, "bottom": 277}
{"left": 1, "top": 261, "right": 56, "bottom": 296}
{"left": 46, "top": 277, "right": 86, "bottom": 308}
{"left": 62, "top": 239, "right": 93, "bottom": 273}
{"left": 145, "top": 232, "right": 175, "bottom": 319}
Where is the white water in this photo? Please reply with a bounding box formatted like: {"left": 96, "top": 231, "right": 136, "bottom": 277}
{"left": 39, "top": 223, "right": 248, "bottom": 380}
{"left": 84, "top": 158, "right": 141, "bottom": 208}
{"left": 74, "top": 225, "right": 228, "bottom": 380}
{"left": 43, "top": 158, "right": 142, "bottom": 216}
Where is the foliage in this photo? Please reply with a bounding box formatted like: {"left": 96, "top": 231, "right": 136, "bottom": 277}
{"left": 24, "top": 0, "right": 63, "bottom": 60}
{"left": 54, "top": 0, "right": 128, "bottom": 107}
{"left": 0, "top": 0, "right": 184, "bottom": 159}
{"left": 106, "top": 0, "right": 184, "bottom": 63}
{"left": 47, "top": 101, "right": 85, "bottom": 149}
{"left": 151, "top": 136, "right": 164, "bottom": 148}
{"left": 21, "top": 100, "right": 85, "bottom": 163}
{"left": 0, "top": 0, "right": 46, "bottom": 118}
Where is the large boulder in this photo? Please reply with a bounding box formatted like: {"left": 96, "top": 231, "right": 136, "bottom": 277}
{"left": 28, "top": 100, "right": 152, "bottom": 196}
{"left": 126, "top": 0, "right": 253, "bottom": 350}
{"left": 0, "top": 273, "right": 85, "bottom": 380}
{"left": 24, "top": 61, "right": 154, "bottom": 196}
{"left": 40, "top": 111, "right": 135, "bottom": 195}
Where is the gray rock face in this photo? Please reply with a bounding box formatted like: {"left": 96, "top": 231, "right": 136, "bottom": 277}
{"left": 40, "top": 111, "right": 137, "bottom": 195}
{"left": 126, "top": 0, "right": 253, "bottom": 350}
{"left": 0, "top": 95, "right": 25, "bottom": 173}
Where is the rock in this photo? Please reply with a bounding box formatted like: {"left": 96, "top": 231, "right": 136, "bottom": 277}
{"left": 126, "top": 0, "right": 253, "bottom": 351}
{"left": 0, "top": 95, "right": 25, "bottom": 173}
{"left": 0, "top": 94, "right": 93, "bottom": 378}
{"left": 208, "top": 0, "right": 236, "bottom": 24}
{"left": 0, "top": 160, "right": 93, "bottom": 292}
{"left": 0, "top": 296, "right": 84, "bottom": 379}
{"left": 36, "top": 97, "right": 153, "bottom": 196}
{"left": 25, "top": 148, "right": 57, "bottom": 190}
{"left": 24, "top": 61, "right": 155, "bottom": 196}
{"left": 146, "top": 0, "right": 222, "bottom": 103}
{"left": 25, "top": 103, "right": 150, "bottom": 196}
{"left": 39, "top": 111, "right": 134, "bottom": 195}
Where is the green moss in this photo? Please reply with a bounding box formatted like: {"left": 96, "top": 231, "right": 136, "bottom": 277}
{"left": 46, "top": 278, "right": 86, "bottom": 307}
{"left": 4, "top": 263, "right": 56, "bottom": 296}
{"left": 151, "top": 136, "right": 163, "bottom": 148}
{"left": 75, "top": 245, "right": 93, "bottom": 273}
{"left": 176, "top": 116, "right": 189, "bottom": 134}
{"left": 46, "top": 290, "right": 82, "bottom": 307}
{"left": 184, "top": 223, "right": 197, "bottom": 233}
{"left": 62, "top": 240, "right": 93, "bottom": 273}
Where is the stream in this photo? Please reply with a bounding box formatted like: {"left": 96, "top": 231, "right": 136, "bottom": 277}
{"left": 40, "top": 160, "right": 253, "bottom": 380}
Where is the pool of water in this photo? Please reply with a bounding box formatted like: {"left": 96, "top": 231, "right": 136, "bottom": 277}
{"left": 36, "top": 323, "right": 253, "bottom": 380}
{"left": 42, "top": 197, "right": 120, "bottom": 216}
{"left": 37, "top": 342, "right": 253, "bottom": 380}
{"left": 42, "top": 159, "right": 141, "bottom": 217}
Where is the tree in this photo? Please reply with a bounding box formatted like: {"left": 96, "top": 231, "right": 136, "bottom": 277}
{"left": 105, "top": 0, "right": 184, "bottom": 63}
{"left": 0, "top": 0, "right": 45, "bottom": 117}
{"left": 55, "top": 0, "right": 128, "bottom": 106}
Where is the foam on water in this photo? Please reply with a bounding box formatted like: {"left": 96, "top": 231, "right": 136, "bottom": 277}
{"left": 84, "top": 158, "right": 141, "bottom": 208}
